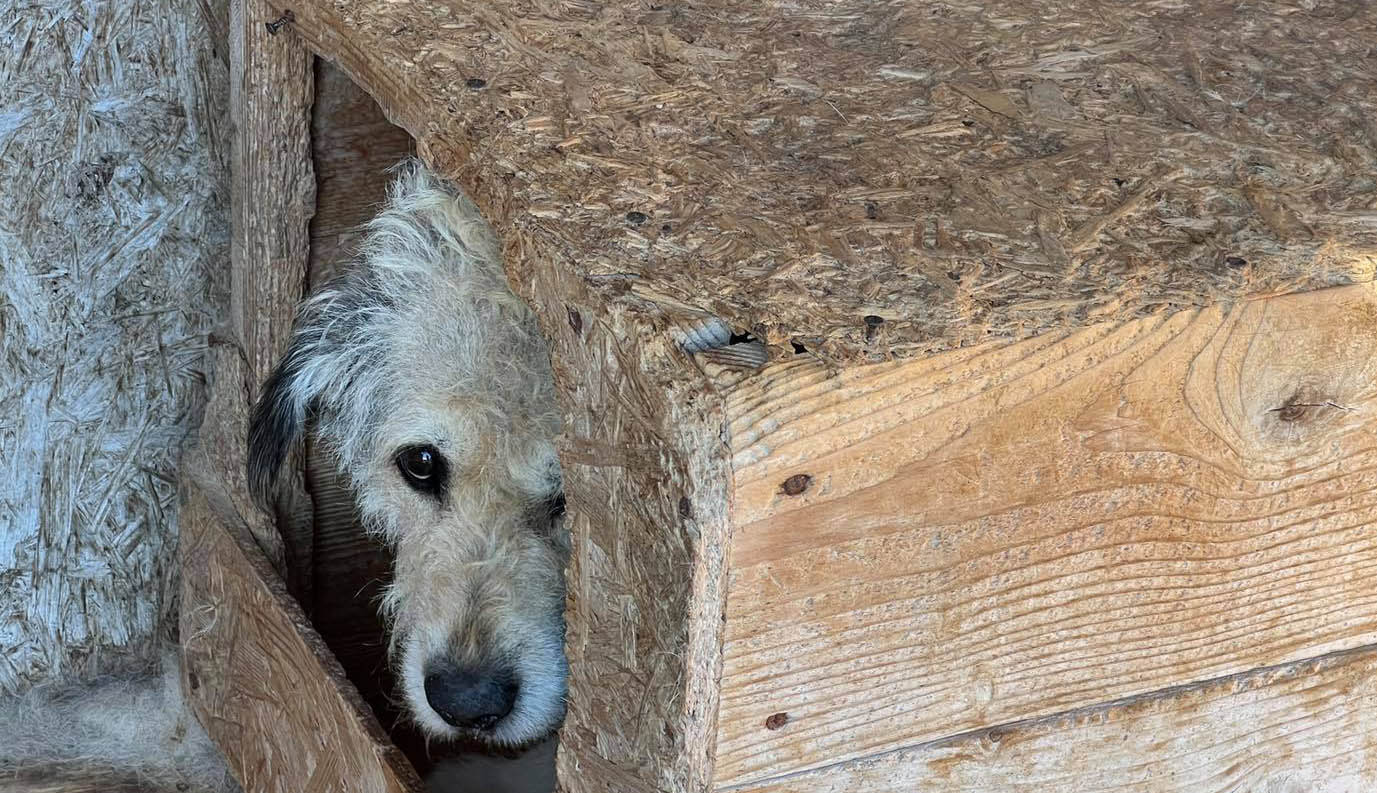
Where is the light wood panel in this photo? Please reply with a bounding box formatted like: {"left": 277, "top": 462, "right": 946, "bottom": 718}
{"left": 716, "top": 284, "right": 1377, "bottom": 786}
{"left": 730, "top": 647, "right": 1377, "bottom": 793}
{"left": 180, "top": 480, "right": 421, "bottom": 793}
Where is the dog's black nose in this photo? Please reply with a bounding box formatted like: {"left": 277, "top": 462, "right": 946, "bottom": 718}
{"left": 424, "top": 664, "right": 518, "bottom": 731}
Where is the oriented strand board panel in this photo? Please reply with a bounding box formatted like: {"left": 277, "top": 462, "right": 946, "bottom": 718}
{"left": 733, "top": 648, "right": 1377, "bottom": 793}
{"left": 180, "top": 480, "right": 422, "bottom": 793}
{"left": 716, "top": 284, "right": 1377, "bottom": 786}
{"left": 204, "top": 0, "right": 1375, "bottom": 363}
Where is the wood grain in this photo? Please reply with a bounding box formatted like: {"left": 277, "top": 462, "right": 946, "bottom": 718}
{"left": 730, "top": 647, "right": 1377, "bottom": 793}
{"left": 517, "top": 233, "right": 735, "bottom": 793}
{"left": 221, "top": 0, "right": 317, "bottom": 590}
{"left": 308, "top": 59, "right": 414, "bottom": 287}
{"left": 180, "top": 479, "right": 422, "bottom": 793}
{"left": 715, "top": 285, "right": 1377, "bottom": 786}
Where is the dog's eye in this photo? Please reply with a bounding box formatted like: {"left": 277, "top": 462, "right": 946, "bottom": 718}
{"left": 396, "top": 445, "right": 446, "bottom": 495}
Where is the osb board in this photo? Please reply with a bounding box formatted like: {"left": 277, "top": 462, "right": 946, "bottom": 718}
{"left": 0, "top": 0, "right": 228, "bottom": 689}
{"left": 179, "top": 479, "right": 422, "bottom": 793}
{"left": 715, "top": 284, "right": 1377, "bottom": 786}
{"left": 518, "top": 240, "right": 735, "bottom": 792}
{"left": 213, "top": 0, "right": 1372, "bottom": 364}
{"left": 732, "top": 648, "right": 1377, "bottom": 793}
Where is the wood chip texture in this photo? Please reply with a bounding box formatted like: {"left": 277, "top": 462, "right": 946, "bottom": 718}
{"left": 0, "top": 0, "right": 229, "bottom": 689}
{"left": 265, "top": 0, "right": 1371, "bottom": 363}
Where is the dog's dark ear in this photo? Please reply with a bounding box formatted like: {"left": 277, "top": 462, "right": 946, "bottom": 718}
{"left": 248, "top": 343, "right": 311, "bottom": 507}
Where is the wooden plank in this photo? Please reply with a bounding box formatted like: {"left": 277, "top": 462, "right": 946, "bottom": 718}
{"left": 730, "top": 647, "right": 1377, "bottom": 792}
{"left": 226, "top": 0, "right": 317, "bottom": 593}
{"left": 520, "top": 249, "right": 734, "bottom": 793}
{"left": 715, "top": 284, "right": 1377, "bottom": 786}
{"left": 179, "top": 477, "right": 423, "bottom": 793}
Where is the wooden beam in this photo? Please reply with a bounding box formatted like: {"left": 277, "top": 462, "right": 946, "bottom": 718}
{"left": 224, "top": 0, "right": 317, "bottom": 591}
{"left": 163, "top": 0, "right": 1377, "bottom": 364}
{"left": 180, "top": 478, "right": 422, "bottom": 793}
{"left": 730, "top": 646, "right": 1377, "bottom": 793}
{"left": 714, "top": 284, "right": 1377, "bottom": 786}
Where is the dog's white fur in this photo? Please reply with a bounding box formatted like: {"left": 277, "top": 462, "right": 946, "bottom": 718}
{"left": 249, "top": 160, "right": 568, "bottom": 750}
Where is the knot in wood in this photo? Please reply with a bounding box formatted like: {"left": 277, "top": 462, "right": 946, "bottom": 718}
{"left": 764, "top": 712, "right": 790, "bottom": 730}
{"left": 780, "top": 474, "right": 812, "bottom": 496}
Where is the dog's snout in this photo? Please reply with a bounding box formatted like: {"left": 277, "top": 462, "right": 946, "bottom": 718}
{"left": 423, "top": 663, "right": 518, "bottom": 731}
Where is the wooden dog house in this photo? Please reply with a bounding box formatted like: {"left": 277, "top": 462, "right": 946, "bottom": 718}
{"left": 182, "top": 0, "right": 1377, "bottom": 791}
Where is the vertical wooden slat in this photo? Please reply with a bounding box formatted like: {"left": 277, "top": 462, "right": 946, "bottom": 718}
{"left": 225, "top": 0, "right": 316, "bottom": 596}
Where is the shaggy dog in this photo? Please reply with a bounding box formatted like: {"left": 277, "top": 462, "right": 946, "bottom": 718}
{"left": 248, "top": 160, "right": 569, "bottom": 753}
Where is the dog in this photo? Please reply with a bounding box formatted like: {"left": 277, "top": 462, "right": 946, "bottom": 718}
{"left": 247, "top": 160, "right": 569, "bottom": 755}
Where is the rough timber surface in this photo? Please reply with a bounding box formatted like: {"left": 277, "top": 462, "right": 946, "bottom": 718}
{"left": 519, "top": 241, "right": 734, "bottom": 792}
{"left": 733, "top": 647, "right": 1377, "bottom": 793}
{"left": 235, "top": 0, "right": 1371, "bottom": 363}
{"left": 179, "top": 480, "right": 422, "bottom": 793}
{"left": 715, "top": 283, "right": 1377, "bottom": 786}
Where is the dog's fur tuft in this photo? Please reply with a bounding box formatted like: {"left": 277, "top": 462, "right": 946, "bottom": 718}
{"left": 249, "top": 160, "right": 568, "bottom": 749}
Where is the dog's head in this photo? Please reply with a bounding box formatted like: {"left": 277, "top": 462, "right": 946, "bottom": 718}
{"left": 247, "top": 161, "right": 567, "bottom": 747}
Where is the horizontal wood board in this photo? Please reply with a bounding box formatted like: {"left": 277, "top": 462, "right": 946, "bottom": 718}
{"left": 716, "top": 284, "right": 1377, "bottom": 786}
{"left": 731, "top": 647, "right": 1377, "bottom": 793}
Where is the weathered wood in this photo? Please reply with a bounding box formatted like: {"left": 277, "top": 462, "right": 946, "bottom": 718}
{"left": 520, "top": 251, "right": 734, "bottom": 793}
{"left": 714, "top": 284, "right": 1377, "bottom": 786}
{"left": 226, "top": 0, "right": 317, "bottom": 592}
{"left": 732, "top": 647, "right": 1377, "bottom": 793}
{"left": 221, "top": 1, "right": 1377, "bottom": 788}
{"left": 187, "top": 0, "right": 1376, "bottom": 364}
{"left": 179, "top": 478, "right": 423, "bottom": 793}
